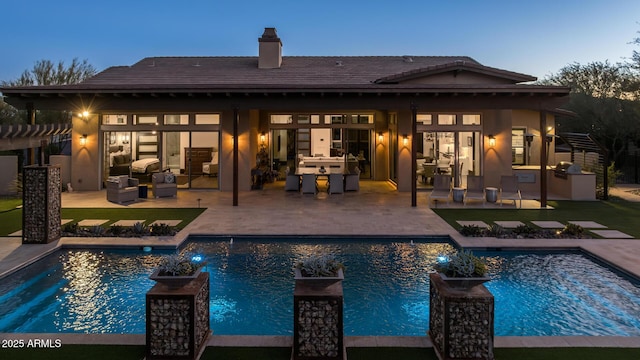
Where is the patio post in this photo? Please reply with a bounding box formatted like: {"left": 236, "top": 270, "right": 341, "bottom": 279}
{"left": 411, "top": 103, "right": 417, "bottom": 207}
{"left": 539, "top": 110, "right": 547, "bottom": 208}
{"left": 233, "top": 107, "right": 239, "bottom": 206}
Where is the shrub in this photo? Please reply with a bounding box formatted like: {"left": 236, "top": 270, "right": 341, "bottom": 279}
{"left": 434, "top": 249, "right": 487, "bottom": 278}
{"left": 561, "top": 223, "right": 584, "bottom": 236}
{"left": 131, "top": 222, "right": 149, "bottom": 236}
{"left": 158, "top": 253, "right": 204, "bottom": 276}
{"left": 62, "top": 222, "right": 79, "bottom": 234}
{"left": 486, "top": 224, "right": 505, "bottom": 237}
{"left": 150, "top": 223, "right": 175, "bottom": 236}
{"left": 295, "top": 254, "right": 344, "bottom": 277}
{"left": 512, "top": 224, "right": 539, "bottom": 237}
{"left": 88, "top": 225, "right": 106, "bottom": 236}
{"left": 109, "top": 224, "right": 125, "bottom": 236}
{"left": 459, "top": 224, "right": 483, "bottom": 237}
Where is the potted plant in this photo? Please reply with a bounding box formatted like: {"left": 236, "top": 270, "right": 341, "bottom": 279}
{"left": 294, "top": 254, "right": 344, "bottom": 287}
{"left": 433, "top": 249, "right": 490, "bottom": 289}
{"left": 150, "top": 253, "right": 206, "bottom": 289}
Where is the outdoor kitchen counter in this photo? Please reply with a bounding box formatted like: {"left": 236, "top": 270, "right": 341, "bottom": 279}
{"left": 512, "top": 165, "right": 596, "bottom": 200}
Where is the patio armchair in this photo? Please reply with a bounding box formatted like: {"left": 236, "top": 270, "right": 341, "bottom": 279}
{"left": 428, "top": 174, "right": 452, "bottom": 205}
{"left": 284, "top": 167, "right": 300, "bottom": 191}
{"left": 152, "top": 172, "right": 178, "bottom": 198}
{"left": 345, "top": 167, "right": 360, "bottom": 191}
{"left": 500, "top": 175, "right": 522, "bottom": 208}
{"left": 301, "top": 173, "right": 317, "bottom": 194}
{"left": 464, "top": 175, "right": 485, "bottom": 206}
{"left": 106, "top": 175, "right": 139, "bottom": 204}
{"left": 328, "top": 173, "right": 344, "bottom": 194}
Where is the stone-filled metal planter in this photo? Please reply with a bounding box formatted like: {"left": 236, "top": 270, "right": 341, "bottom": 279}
{"left": 429, "top": 273, "right": 494, "bottom": 360}
{"left": 22, "top": 165, "right": 61, "bottom": 244}
{"left": 293, "top": 273, "right": 345, "bottom": 360}
{"left": 146, "top": 272, "right": 210, "bottom": 360}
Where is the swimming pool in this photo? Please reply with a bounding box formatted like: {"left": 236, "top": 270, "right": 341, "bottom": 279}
{"left": 1, "top": 237, "right": 639, "bottom": 336}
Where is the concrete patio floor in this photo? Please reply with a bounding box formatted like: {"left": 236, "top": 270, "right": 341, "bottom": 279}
{"left": 1, "top": 180, "right": 640, "bottom": 348}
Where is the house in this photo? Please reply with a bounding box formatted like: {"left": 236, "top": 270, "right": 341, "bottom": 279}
{"left": 0, "top": 28, "right": 570, "bottom": 203}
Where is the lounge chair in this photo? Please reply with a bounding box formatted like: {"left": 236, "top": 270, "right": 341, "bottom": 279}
{"left": 464, "top": 175, "right": 485, "bottom": 206}
{"left": 500, "top": 175, "right": 522, "bottom": 208}
{"left": 428, "top": 174, "right": 452, "bottom": 205}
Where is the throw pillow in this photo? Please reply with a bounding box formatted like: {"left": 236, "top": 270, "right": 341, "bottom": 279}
{"left": 164, "top": 173, "right": 175, "bottom": 184}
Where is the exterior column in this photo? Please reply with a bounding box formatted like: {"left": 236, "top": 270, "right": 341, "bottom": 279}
{"left": 539, "top": 110, "right": 547, "bottom": 208}
{"left": 411, "top": 103, "right": 417, "bottom": 207}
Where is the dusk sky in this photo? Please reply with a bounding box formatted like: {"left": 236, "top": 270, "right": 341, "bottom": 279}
{"left": 1, "top": 1, "right": 639, "bottom": 83}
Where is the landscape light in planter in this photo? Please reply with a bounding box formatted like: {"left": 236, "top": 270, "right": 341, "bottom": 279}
{"left": 191, "top": 254, "right": 204, "bottom": 263}
{"left": 436, "top": 255, "right": 449, "bottom": 264}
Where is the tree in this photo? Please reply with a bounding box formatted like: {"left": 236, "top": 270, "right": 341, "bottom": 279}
{"left": 541, "top": 61, "right": 640, "bottom": 168}
{"left": 1, "top": 58, "right": 97, "bottom": 125}
{"left": 3, "top": 58, "right": 96, "bottom": 87}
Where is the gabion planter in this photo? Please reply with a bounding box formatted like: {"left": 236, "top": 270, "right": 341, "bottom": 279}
{"left": 293, "top": 277, "right": 344, "bottom": 360}
{"left": 22, "top": 165, "right": 61, "bottom": 244}
{"left": 429, "top": 273, "right": 494, "bottom": 360}
{"left": 146, "top": 272, "right": 210, "bottom": 360}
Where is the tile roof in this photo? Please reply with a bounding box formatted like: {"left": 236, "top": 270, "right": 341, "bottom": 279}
{"left": 79, "top": 55, "right": 496, "bottom": 87}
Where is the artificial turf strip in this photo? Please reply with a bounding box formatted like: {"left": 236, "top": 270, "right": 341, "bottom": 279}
{"left": 3, "top": 346, "right": 639, "bottom": 360}
{"left": 0, "top": 208, "right": 206, "bottom": 236}
{"left": 433, "top": 199, "right": 640, "bottom": 239}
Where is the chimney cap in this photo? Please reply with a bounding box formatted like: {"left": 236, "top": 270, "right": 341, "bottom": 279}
{"left": 259, "top": 27, "right": 281, "bottom": 43}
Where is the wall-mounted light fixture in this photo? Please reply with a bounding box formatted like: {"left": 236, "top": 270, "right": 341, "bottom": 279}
{"left": 488, "top": 135, "right": 496, "bottom": 147}
{"left": 378, "top": 132, "right": 383, "bottom": 143}
{"left": 403, "top": 134, "right": 409, "bottom": 147}
{"left": 79, "top": 134, "right": 88, "bottom": 146}
{"left": 546, "top": 134, "right": 554, "bottom": 143}
{"left": 260, "top": 132, "right": 266, "bottom": 144}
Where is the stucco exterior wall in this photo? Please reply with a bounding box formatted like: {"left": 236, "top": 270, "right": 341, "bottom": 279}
{"left": 71, "top": 114, "right": 101, "bottom": 191}
{"left": 481, "top": 110, "right": 513, "bottom": 188}
{"left": 0, "top": 156, "right": 18, "bottom": 196}
{"left": 512, "top": 110, "right": 556, "bottom": 166}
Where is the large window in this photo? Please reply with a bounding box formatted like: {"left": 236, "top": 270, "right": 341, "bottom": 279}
{"left": 512, "top": 128, "right": 526, "bottom": 165}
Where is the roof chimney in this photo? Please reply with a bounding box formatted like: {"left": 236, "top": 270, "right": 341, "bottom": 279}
{"left": 258, "top": 27, "right": 282, "bottom": 69}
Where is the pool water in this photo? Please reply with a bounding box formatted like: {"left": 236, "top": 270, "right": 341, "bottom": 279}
{"left": 1, "top": 238, "right": 639, "bottom": 336}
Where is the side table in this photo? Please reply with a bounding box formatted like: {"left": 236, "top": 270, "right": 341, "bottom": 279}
{"left": 485, "top": 187, "right": 498, "bottom": 203}
{"left": 452, "top": 187, "right": 465, "bottom": 203}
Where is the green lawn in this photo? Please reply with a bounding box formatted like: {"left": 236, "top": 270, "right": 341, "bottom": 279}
{"left": 433, "top": 199, "right": 640, "bottom": 239}
{"left": 0, "top": 207, "right": 205, "bottom": 236}
{"left": 0, "top": 197, "right": 21, "bottom": 212}
{"left": 2, "top": 346, "right": 639, "bottom": 360}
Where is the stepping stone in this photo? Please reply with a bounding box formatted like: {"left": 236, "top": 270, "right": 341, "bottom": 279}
{"left": 494, "top": 221, "right": 525, "bottom": 228}
{"left": 149, "top": 220, "right": 182, "bottom": 227}
{"left": 77, "top": 219, "right": 109, "bottom": 227}
{"left": 61, "top": 219, "right": 73, "bottom": 225}
{"left": 568, "top": 221, "right": 607, "bottom": 229}
{"left": 531, "top": 221, "right": 564, "bottom": 229}
{"left": 590, "top": 230, "right": 634, "bottom": 239}
{"left": 456, "top": 220, "right": 488, "bottom": 228}
{"left": 112, "top": 220, "right": 146, "bottom": 226}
